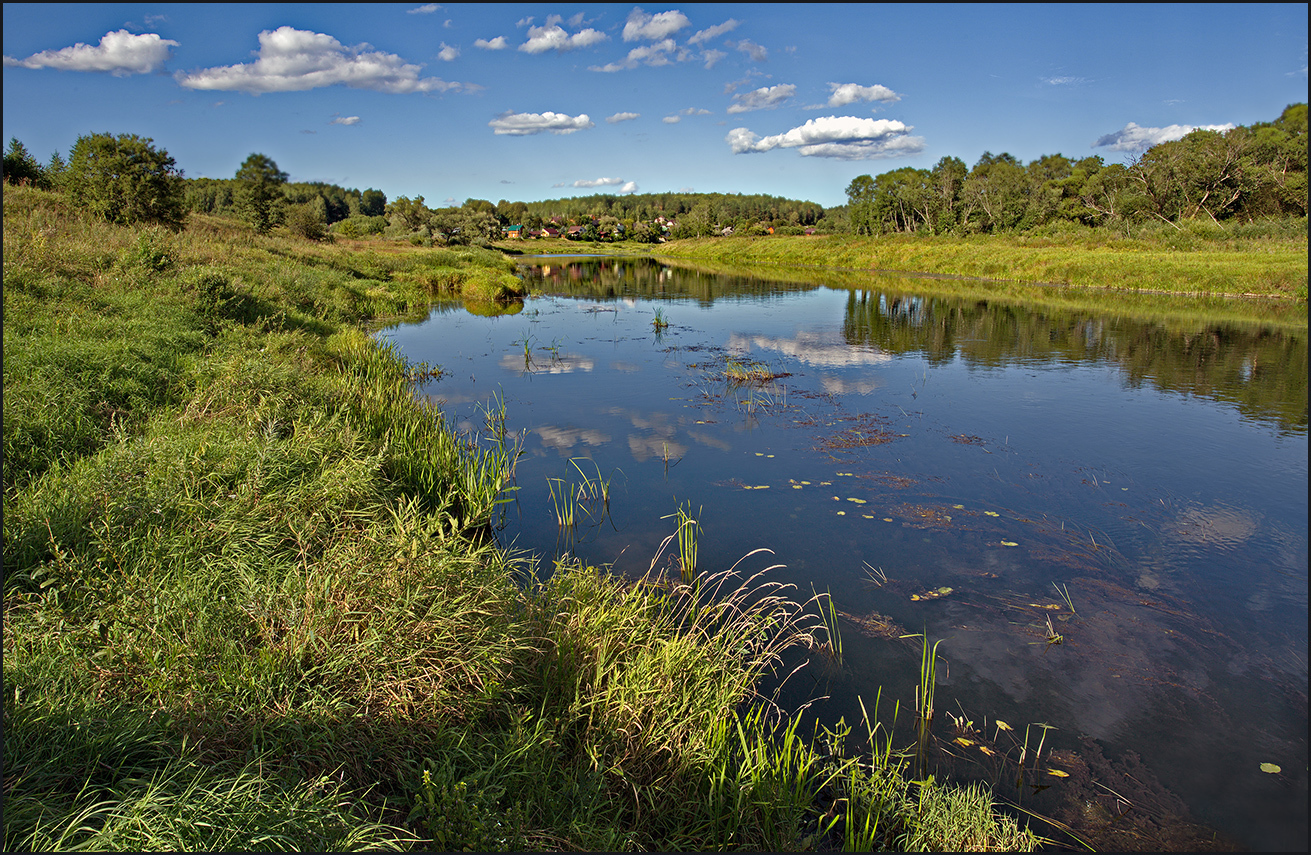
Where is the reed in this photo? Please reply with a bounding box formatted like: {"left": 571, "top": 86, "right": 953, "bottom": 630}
{"left": 1052, "top": 581, "right": 1076, "bottom": 616}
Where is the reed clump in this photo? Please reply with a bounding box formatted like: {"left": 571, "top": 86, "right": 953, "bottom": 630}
{"left": 4, "top": 185, "right": 1038, "bottom": 851}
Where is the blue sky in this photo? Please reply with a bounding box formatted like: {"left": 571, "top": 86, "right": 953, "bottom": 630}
{"left": 3, "top": 3, "right": 1307, "bottom": 208}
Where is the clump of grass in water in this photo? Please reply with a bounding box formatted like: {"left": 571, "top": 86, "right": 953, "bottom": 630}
{"left": 651, "top": 306, "right": 669, "bottom": 330}
{"left": 661, "top": 500, "right": 701, "bottom": 583}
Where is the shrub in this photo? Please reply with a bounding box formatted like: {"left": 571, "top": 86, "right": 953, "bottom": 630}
{"left": 65, "top": 133, "right": 186, "bottom": 229}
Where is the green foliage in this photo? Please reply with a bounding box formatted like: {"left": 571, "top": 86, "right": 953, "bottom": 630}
{"left": 234, "top": 153, "right": 288, "bottom": 234}
{"left": 4, "top": 137, "right": 46, "bottom": 187}
{"left": 65, "top": 133, "right": 186, "bottom": 228}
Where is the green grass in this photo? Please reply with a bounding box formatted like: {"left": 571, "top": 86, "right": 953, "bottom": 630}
{"left": 4, "top": 185, "right": 1041, "bottom": 851}
{"left": 654, "top": 224, "right": 1309, "bottom": 302}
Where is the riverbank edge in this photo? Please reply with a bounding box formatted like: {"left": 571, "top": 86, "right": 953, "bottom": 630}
{"left": 2, "top": 188, "right": 1044, "bottom": 851}
{"left": 499, "top": 229, "right": 1310, "bottom": 304}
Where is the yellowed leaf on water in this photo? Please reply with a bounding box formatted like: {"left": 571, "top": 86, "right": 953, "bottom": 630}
{"left": 837, "top": 511, "right": 846, "bottom": 516}
{"left": 954, "top": 737, "right": 974, "bottom": 747}
{"left": 1047, "top": 769, "right": 1070, "bottom": 778}
{"left": 985, "top": 511, "right": 1000, "bottom": 517}
{"left": 978, "top": 745, "right": 996, "bottom": 756}
{"left": 911, "top": 594, "right": 921, "bottom": 601}
{"left": 995, "top": 720, "right": 1012, "bottom": 732}
{"left": 1260, "top": 763, "right": 1282, "bottom": 774}
{"left": 847, "top": 497, "right": 867, "bottom": 504}
{"left": 883, "top": 518, "right": 894, "bottom": 523}
{"left": 1001, "top": 541, "right": 1018, "bottom": 547}
{"left": 953, "top": 504, "right": 965, "bottom": 509}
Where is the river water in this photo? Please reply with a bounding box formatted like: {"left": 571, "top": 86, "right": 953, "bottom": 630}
{"left": 382, "top": 257, "right": 1307, "bottom": 851}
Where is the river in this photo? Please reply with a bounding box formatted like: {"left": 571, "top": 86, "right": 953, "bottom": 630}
{"left": 381, "top": 256, "right": 1307, "bottom": 851}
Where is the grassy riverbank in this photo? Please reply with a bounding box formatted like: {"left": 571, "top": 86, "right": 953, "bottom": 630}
{"left": 511, "top": 219, "right": 1309, "bottom": 302}
{"left": 3, "top": 185, "right": 1041, "bottom": 851}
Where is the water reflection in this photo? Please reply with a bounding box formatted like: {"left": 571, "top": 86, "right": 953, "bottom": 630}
{"left": 384, "top": 258, "right": 1307, "bottom": 851}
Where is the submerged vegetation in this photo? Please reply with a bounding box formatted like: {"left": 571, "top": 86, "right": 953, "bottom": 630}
{"left": 4, "top": 184, "right": 1049, "bottom": 849}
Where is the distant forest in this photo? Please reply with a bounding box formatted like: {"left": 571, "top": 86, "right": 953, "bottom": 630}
{"left": 3, "top": 104, "right": 1304, "bottom": 244}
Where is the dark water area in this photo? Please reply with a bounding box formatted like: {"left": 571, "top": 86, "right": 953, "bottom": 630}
{"left": 382, "top": 257, "right": 1308, "bottom": 851}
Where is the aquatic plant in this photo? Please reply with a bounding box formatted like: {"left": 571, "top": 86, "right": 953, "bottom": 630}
{"left": 1052, "top": 581, "right": 1076, "bottom": 616}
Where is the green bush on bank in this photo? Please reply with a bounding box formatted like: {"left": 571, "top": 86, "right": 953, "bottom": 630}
{"left": 3, "top": 184, "right": 1039, "bottom": 851}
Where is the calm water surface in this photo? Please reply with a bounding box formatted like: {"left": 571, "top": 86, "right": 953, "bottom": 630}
{"left": 382, "top": 258, "right": 1308, "bottom": 851}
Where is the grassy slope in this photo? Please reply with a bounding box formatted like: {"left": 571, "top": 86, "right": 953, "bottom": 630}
{"left": 3, "top": 187, "right": 1040, "bottom": 851}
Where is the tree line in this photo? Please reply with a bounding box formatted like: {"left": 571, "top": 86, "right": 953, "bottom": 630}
{"left": 842, "top": 104, "right": 1307, "bottom": 236}
{"left": 4, "top": 103, "right": 1303, "bottom": 241}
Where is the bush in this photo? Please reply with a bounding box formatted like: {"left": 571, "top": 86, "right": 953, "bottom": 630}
{"left": 65, "top": 133, "right": 186, "bottom": 229}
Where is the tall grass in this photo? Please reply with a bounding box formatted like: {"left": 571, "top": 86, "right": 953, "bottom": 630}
{"left": 4, "top": 185, "right": 1040, "bottom": 851}
{"left": 656, "top": 229, "right": 1308, "bottom": 301}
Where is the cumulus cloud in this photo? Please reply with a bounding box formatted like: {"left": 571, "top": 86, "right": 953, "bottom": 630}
{"left": 589, "top": 38, "right": 676, "bottom": 71}
{"left": 688, "top": 19, "right": 739, "bottom": 44}
{"left": 1093, "top": 121, "right": 1236, "bottom": 152}
{"left": 4, "top": 29, "right": 177, "bottom": 75}
{"left": 489, "top": 110, "right": 595, "bottom": 135}
{"left": 437, "top": 43, "right": 458, "bottom": 61}
{"left": 700, "top": 49, "right": 726, "bottom": 69}
{"left": 620, "top": 181, "right": 639, "bottom": 193}
{"left": 408, "top": 4, "right": 441, "bottom": 13}
{"left": 734, "top": 39, "right": 768, "bottom": 62}
{"left": 728, "top": 83, "right": 795, "bottom": 113}
{"left": 662, "top": 115, "right": 681, "bottom": 124}
{"left": 623, "top": 8, "right": 691, "bottom": 42}
{"left": 826, "top": 82, "right": 900, "bottom": 108}
{"left": 474, "top": 36, "right": 509, "bottom": 50}
{"left": 606, "top": 111, "right": 640, "bottom": 123}
{"left": 573, "top": 177, "right": 626, "bottom": 187}
{"left": 176, "top": 26, "right": 460, "bottom": 94}
{"left": 520, "top": 23, "right": 608, "bottom": 53}
{"left": 330, "top": 115, "right": 361, "bottom": 125}
{"left": 726, "top": 115, "right": 925, "bottom": 160}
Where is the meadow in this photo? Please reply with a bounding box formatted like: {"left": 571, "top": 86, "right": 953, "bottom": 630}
{"left": 514, "top": 218, "right": 1309, "bottom": 304}
{"left": 3, "top": 185, "right": 1043, "bottom": 851}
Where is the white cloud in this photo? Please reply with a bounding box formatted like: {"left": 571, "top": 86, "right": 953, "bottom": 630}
{"left": 734, "top": 39, "right": 768, "bottom": 62}
{"left": 489, "top": 111, "right": 595, "bottom": 135}
{"left": 4, "top": 29, "right": 177, "bottom": 76}
{"left": 727, "top": 115, "right": 926, "bottom": 160}
{"left": 606, "top": 111, "right": 640, "bottom": 123}
{"left": 728, "top": 83, "right": 795, "bottom": 113}
{"left": 688, "top": 19, "right": 740, "bottom": 45}
{"left": 1093, "top": 121, "right": 1236, "bottom": 152}
{"left": 408, "top": 4, "right": 441, "bottom": 14}
{"left": 620, "top": 181, "right": 639, "bottom": 194}
{"left": 589, "top": 38, "right": 676, "bottom": 71}
{"left": 663, "top": 115, "right": 681, "bottom": 124}
{"left": 826, "top": 82, "right": 900, "bottom": 108}
{"left": 1042, "top": 75, "right": 1088, "bottom": 86}
{"left": 520, "top": 24, "right": 608, "bottom": 53}
{"left": 330, "top": 115, "right": 361, "bottom": 125}
{"left": 437, "top": 43, "right": 458, "bottom": 61}
{"left": 573, "top": 177, "right": 626, "bottom": 187}
{"left": 623, "top": 8, "right": 691, "bottom": 42}
{"left": 701, "top": 49, "right": 726, "bottom": 69}
{"left": 176, "top": 26, "right": 460, "bottom": 94}
{"left": 474, "top": 36, "right": 509, "bottom": 50}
